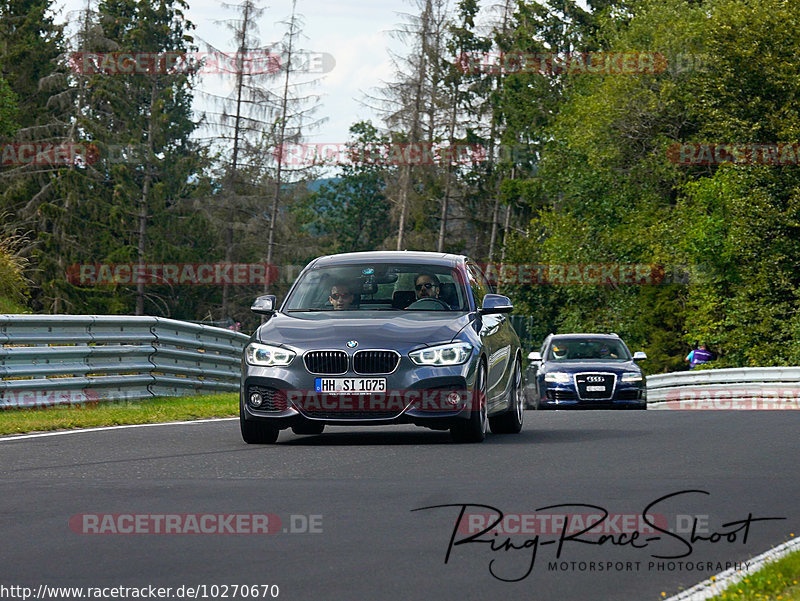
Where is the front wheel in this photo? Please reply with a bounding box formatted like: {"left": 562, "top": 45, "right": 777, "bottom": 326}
{"left": 490, "top": 359, "right": 524, "bottom": 434}
{"left": 450, "top": 362, "right": 488, "bottom": 443}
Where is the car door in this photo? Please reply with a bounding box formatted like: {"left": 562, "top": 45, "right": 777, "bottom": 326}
{"left": 467, "top": 262, "right": 514, "bottom": 410}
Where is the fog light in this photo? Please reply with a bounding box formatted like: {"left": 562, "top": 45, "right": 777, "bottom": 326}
{"left": 249, "top": 392, "right": 263, "bottom": 407}
{"left": 446, "top": 392, "right": 460, "bottom": 406}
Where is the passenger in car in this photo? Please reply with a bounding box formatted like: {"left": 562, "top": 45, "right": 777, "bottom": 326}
{"left": 329, "top": 283, "right": 356, "bottom": 310}
{"left": 599, "top": 346, "right": 619, "bottom": 359}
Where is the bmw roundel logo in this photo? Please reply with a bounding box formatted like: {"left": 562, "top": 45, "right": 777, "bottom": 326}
{"left": 346, "top": 340, "right": 358, "bottom": 348}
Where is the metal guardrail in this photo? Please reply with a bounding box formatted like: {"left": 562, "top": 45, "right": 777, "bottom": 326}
{"left": 0, "top": 315, "right": 250, "bottom": 409}
{"left": 646, "top": 366, "right": 800, "bottom": 403}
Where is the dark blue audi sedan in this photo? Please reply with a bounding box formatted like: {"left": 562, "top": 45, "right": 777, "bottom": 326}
{"left": 524, "top": 333, "right": 647, "bottom": 409}
{"left": 240, "top": 251, "right": 524, "bottom": 443}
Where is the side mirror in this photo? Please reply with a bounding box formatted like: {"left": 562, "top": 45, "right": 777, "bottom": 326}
{"left": 528, "top": 351, "right": 542, "bottom": 361}
{"left": 479, "top": 294, "right": 513, "bottom": 315}
{"left": 251, "top": 294, "right": 277, "bottom": 315}
{"left": 633, "top": 351, "right": 647, "bottom": 361}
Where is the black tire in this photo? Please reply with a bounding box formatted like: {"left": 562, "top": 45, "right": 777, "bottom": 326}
{"left": 490, "top": 359, "right": 524, "bottom": 434}
{"left": 450, "top": 362, "right": 488, "bottom": 443}
{"left": 291, "top": 421, "right": 325, "bottom": 435}
{"left": 240, "top": 412, "right": 279, "bottom": 444}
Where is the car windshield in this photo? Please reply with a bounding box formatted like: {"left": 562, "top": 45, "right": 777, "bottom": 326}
{"left": 547, "top": 338, "right": 630, "bottom": 361}
{"left": 283, "top": 263, "right": 469, "bottom": 312}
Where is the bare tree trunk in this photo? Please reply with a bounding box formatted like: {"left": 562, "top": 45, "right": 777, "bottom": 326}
{"left": 265, "top": 0, "right": 298, "bottom": 292}
{"left": 136, "top": 81, "right": 157, "bottom": 316}
{"left": 488, "top": 196, "right": 501, "bottom": 261}
{"left": 437, "top": 96, "right": 459, "bottom": 253}
{"left": 500, "top": 201, "right": 512, "bottom": 264}
{"left": 221, "top": 1, "right": 251, "bottom": 317}
{"left": 396, "top": 164, "right": 410, "bottom": 250}
{"left": 487, "top": 0, "right": 514, "bottom": 262}
{"left": 396, "top": 0, "right": 432, "bottom": 250}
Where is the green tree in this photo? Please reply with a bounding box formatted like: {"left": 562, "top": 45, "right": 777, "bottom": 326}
{"left": 501, "top": 0, "right": 708, "bottom": 370}
{"left": 0, "top": 0, "right": 64, "bottom": 129}
{"left": 0, "top": 225, "right": 28, "bottom": 312}
{"left": 75, "top": 0, "right": 212, "bottom": 317}
{"left": 0, "top": 75, "right": 16, "bottom": 136}
{"left": 296, "top": 122, "right": 392, "bottom": 254}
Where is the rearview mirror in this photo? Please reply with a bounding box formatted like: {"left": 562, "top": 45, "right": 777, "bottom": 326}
{"left": 633, "top": 351, "right": 647, "bottom": 361}
{"left": 528, "top": 351, "right": 542, "bottom": 361}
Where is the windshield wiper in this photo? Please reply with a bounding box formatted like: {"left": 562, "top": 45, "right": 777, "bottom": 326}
{"left": 286, "top": 309, "right": 334, "bottom": 312}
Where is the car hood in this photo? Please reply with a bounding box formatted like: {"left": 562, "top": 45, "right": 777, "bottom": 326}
{"left": 255, "top": 311, "right": 474, "bottom": 350}
{"left": 540, "top": 361, "right": 641, "bottom": 375}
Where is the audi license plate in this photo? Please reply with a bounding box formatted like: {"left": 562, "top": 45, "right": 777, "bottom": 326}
{"left": 586, "top": 385, "right": 606, "bottom": 391}
{"left": 315, "top": 378, "right": 387, "bottom": 394}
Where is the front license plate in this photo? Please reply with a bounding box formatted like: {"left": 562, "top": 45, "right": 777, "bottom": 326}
{"left": 315, "top": 378, "right": 387, "bottom": 394}
{"left": 586, "top": 385, "right": 606, "bottom": 391}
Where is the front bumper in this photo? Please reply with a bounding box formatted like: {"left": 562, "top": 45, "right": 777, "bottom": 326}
{"left": 538, "top": 383, "right": 647, "bottom": 409}
{"left": 241, "top": 355, "right": 480, "bottom": 429}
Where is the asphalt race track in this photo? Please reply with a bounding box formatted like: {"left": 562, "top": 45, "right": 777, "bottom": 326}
{"left": 1, "top": 411, "right": 798, "bottom": 601}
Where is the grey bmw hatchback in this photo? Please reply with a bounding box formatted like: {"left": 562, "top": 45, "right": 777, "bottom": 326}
{"left": 240, "top": 251, "right": 524, "bottom": 443}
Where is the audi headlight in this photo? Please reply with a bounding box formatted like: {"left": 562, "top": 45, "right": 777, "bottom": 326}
{"left": 544, "top": 372, "right": 571, "bottom": 384}
{"left": 245, "top": 342, "right": 295, "bottom": 367}
{"left": 409, "top": 342, "right": 473, "bottom": 366}
{"left": 621, "top": 372, "right": 643, "bottom": 383}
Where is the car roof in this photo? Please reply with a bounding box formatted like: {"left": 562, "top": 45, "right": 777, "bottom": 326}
{"left": 309, "top": 251, "right": 467, "bottom": 268}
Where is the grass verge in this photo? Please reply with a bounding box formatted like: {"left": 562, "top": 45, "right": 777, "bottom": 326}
{"left": 676, "top": 547, "right": 800, "bottom": 601}
{"left": 0, "top": 393, "right": 239, "bottom": 436}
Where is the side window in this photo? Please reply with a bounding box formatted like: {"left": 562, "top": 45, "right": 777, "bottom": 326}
{"left": 466, "top": 263, "right": 490, "bottom": 307}
{"left": 470, "top": 262, "right": 495, "bottom": 294}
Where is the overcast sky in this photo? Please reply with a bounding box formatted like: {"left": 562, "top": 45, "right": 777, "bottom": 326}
{"left": 54, "top": 0, "right": 417, "bottom": 146}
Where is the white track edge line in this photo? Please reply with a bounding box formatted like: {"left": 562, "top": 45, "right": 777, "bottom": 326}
{"left": 0, "top": 417, "right": 238, "bottom": 442}
{"left": 663, "top": 536, "right": 800, "bottom": 601}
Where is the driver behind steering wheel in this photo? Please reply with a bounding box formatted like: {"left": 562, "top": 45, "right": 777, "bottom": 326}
{"left": 414, "top": 272, "right": 441, "bottom": 300}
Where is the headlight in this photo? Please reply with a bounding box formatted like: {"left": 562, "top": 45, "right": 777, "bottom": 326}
{"left": 544, "top": 372, "right": 571, "bottom": 384}
{"left": 409, "top": 342, "right": 473, "bottom": 366}
{"left": 245, "top": 342, "right": 295, "bottom": 367}
{"left": 621, "top": 372, "right": 643, "bottom": 383}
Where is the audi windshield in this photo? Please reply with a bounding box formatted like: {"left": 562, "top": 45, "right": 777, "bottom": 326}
{"left": 547, "top": 338, "right": 631, "bottom": 361}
